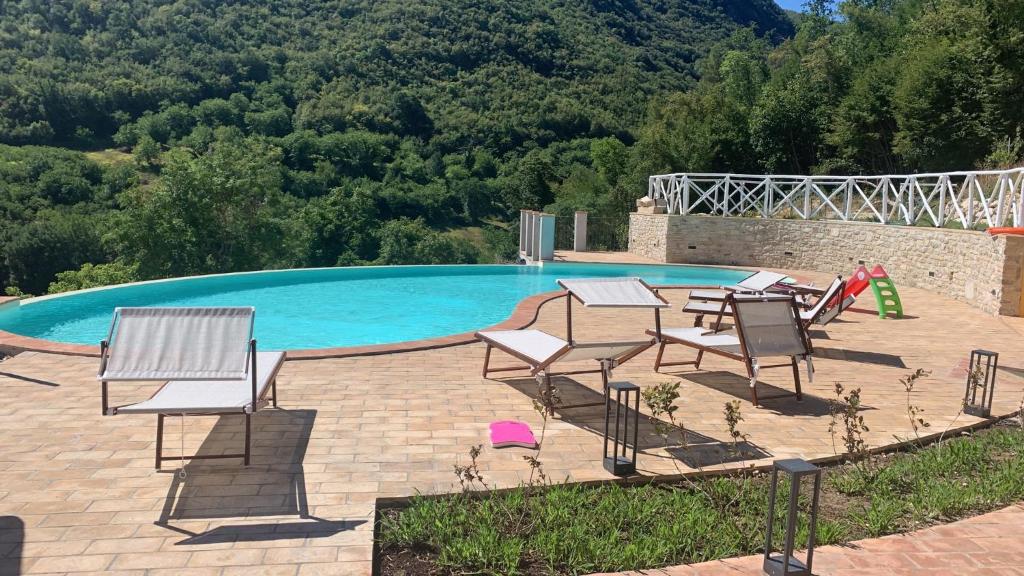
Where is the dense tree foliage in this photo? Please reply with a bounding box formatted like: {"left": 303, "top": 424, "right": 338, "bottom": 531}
{"left": 636, "top": 0, "right": 1024, "bottom": 179}
{"left": 0, "top": 0, "right": 790, "bottom": 149}
{"left": 0, "top": 0, "right": 791, "bottom": 294}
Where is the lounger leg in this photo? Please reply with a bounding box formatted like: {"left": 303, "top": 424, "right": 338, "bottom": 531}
{"left": 748, "top": 363, "right": 759, "bottom": 406}
{"left": 693, "top": 313, "right": 704, "bottom": 328}
{"left": 155, "top": 414, "right": 164, "bottom": 470}
{"left": 482, "top": 345, "right": 492, "bottom": 378}
{"left": 791, "top": 357, "right": 803, "bottom": 401}
{"left": 271, "top": 378, "right": 278, "bottom": 408}
{"left": 600, "top": 363, "right": 611, "bottom": 413}
{"left": 243, "top": 414, "right": 251, "bottom": 466}
{"left": 654, "top": 342, "right": 666, "bottom": 372}
{"left": 694, "top": 350, "right": 705, "bottom": 370}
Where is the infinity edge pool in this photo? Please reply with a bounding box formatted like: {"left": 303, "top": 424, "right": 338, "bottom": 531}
{"left": 0, "top": 261, "right": 757, "bottom": 359}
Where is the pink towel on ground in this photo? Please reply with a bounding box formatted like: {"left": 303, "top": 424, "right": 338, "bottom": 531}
{"left": 489, "top": 420, "right": 537, "bottom": 449}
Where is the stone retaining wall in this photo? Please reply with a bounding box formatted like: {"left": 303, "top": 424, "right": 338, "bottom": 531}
{"left": 629, "top": 213, "right": 1024, "bottom": 315}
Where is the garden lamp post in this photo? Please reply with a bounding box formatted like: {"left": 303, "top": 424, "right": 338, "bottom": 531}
{"left": 603, "top": 381, "right": 639, "bottom": 476}
{"left": 964, "top": 349, "right": 998, "bottom": 418}
{"left": 763, "top": 458, "right": 821, "bottom": 576}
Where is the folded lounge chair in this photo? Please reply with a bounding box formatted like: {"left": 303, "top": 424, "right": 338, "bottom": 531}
{"left": 478, "top": 277, "right": 668, "bottom": 411}
{"left": 687, "top": 270, "right": 789, "bottom": 302}
{"left": 98, "top": 307, "right": 285, "bottom": 468}
{"left": 798, "top": 276, "right": 854, "bottom": 326}
{"left": 649, "top": 293, "right": 813, "bottom": 406}
{"left": 685, "top": 276, "right": 850, "bottom": 330}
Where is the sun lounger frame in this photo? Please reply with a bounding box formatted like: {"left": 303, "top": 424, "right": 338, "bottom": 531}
{"left": 479, "top": 278, "right": 668, "bottom": 411}
{"left": 98, "top": 307, "right": 284, "bottom": 468}
{"left": 650, "top": 293, "right": 812, "bottom": 406}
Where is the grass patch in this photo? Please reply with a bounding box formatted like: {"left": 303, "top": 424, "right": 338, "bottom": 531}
{"left": 84, "top": 148, "right": 133, "bottom": 166}
{"left": 379, "top": 424, "right": 1024, "bottom": 575}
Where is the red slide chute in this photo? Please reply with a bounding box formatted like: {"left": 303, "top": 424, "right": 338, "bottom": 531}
{"left": 843, "top": 265, "right": 871, "bottom": 299}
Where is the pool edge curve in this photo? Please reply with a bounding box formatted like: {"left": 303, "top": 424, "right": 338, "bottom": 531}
{"left": 0, "top": 290, "right": 566, "bottom": 360}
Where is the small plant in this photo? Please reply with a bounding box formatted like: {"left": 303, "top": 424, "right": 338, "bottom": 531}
{"left": 966, "top": 364, "right": 987, "bottom": 405}
{"left": 641, "top": 381, "right": 760, "bottom": 544}
{"left": 641, "top": 381, "right": 683, "bottom": 442}
{"left": 723, "top": 400, "right": 749, "bottom": 457}
{"left": 828, "top": 382, "right": 870, "bottom": 462}
{"left": 523, "top": 396, "right": 552, "bottom": 487}
{"left": 899, "top": 368, "right": 932, "bottom": 442}
{"left": 536, "top": 378, "right": 561, "bottom": 416}
{"left": 453, "top": 444, "right": 486, "bottom": 492}
{"left": 856, "top": 496, "right": 903, "bottom": 537}
{"left": 828, "top": 382, "right": 876, "bottom": 493}
{"left": 1018, "top": 393, "right": 1024, "bottom": 430}
{"left": 3, "top": 285, "right": 28, "bottom": 297}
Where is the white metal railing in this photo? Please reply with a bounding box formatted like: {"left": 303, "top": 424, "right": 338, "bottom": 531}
{"left": 647, "top": 169, "right": 1024, "bottom": 229}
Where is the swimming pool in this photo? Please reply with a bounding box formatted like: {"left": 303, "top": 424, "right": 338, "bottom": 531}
{"left": 0, "top": 263, "right": 749, "bottom": 350}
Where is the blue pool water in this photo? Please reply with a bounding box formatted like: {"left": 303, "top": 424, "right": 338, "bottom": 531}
{"left": 0, "top": 263, "right": 749, "bottom": 350}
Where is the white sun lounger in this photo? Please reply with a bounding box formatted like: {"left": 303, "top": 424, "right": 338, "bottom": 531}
{"left": 687, "top": 270, "right": 789, "bottom": 302}
{"left": 98, "top": 307, "right": 285, "bottom": 468}
{"left": 478, "top": 277, "right": 668, "bottom": 411}
{"left": 650, "top": 293, "right": 813, "bottom": 406}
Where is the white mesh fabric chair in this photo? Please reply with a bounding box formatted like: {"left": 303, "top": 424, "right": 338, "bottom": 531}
{"left": 649, "top": 293, "right": 812, "bottom": 405}
{"left": 98, "top": 307, "right": 286, "bottom": 468}
{"left": 477, "top": 277, "right": 668, "bottom": 411}
{"left": 686, "top": 270, "right": 789, "bottom": 302}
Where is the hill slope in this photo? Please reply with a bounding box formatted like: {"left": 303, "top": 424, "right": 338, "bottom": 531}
{"left": 0, "top": 0, "right": 792, "bottom": 150}
{"left": 0, "top": 0, "right": 794, "bottom": 295}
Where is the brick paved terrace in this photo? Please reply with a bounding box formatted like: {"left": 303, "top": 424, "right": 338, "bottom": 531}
{"left": 3, "top": 258, "right": 1024, "bottom": 574}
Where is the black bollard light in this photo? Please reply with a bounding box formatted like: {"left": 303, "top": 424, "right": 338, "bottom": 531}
{"left": 964, "top": 349, "right": 998, "bottom": 418}
{"left": 763, "top": 458, "right": 821, "bottom": 576}
{"left": 603, "top": 381, "right": 639, "bottom": 476}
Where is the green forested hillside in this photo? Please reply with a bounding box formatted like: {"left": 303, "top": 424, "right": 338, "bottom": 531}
{"left": 1, "top": 0, "right": 1022, "bottom": 297}
{"left": 0, "top": 0, "right": 791, "bottom": 149}
{"left": 0, "top": 0, "right": 793, "bottom": 294}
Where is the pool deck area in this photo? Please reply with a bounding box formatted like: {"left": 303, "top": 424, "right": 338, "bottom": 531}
{"left": 4, "top": 253, "right": 1024, "bottom": 574}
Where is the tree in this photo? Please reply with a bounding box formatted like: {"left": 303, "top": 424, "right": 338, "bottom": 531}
{"left": 590, "top": 137, "right": 627, "bottom": 185}
{"left": 5, "top": 211, "right": 108, "bottom": 295}
{"left": 750, "top": 75, "right": 828, "bottom": 173}
{"left": 413, "top": 233, "right": 480, "bottom": 264}
{"left": 891, "top": 4, "right": 997, "bottom": 171}
{"left": 501, "top": 150, "right": 554, "bottom": 210}
{"left": 827, "top": 61, "right": 900, "bottom": 173}
{"left": 376, "top": 218, "right": 431, "bottom": 265}
{"left": 116, "top": 136, "right": 293, "bottom": 278}
{"left": 35, "top": 166, "right": 96, "bottom": 205}
{"left": 375, "top": 218, "right": 480, "bottom": 265}
{"left": 47, "top": 262, "right": 140, "bottom": 294}
{"left": 133, "top": 134, "right": 160, "bottom": 168}
{"left": 299, "top": 185, "right": 379, "bottom": 266}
